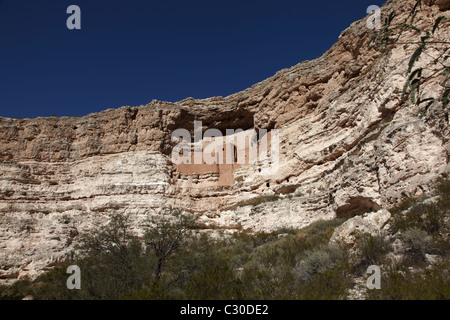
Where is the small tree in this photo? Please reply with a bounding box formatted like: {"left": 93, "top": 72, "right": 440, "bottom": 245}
{"left": 74, "top": 213, "right": 149, "bottom": 299}
{"left": 144, "top": 208, "right": 197, "bottom": 280}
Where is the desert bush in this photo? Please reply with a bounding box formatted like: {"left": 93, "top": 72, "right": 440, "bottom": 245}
{"left": 402, "top": 227, "right": 429, "bottom": 264}
{"left": 238, "top": 265, "right": 286, "bottom": 299}
{"left": 184, "top": 255, "right": 239, "bottom": 299}
{"left": 389, "top": 197, "right": 417, "bottom": 218}
{"left": 231, "top": 227, "right": 294, "bottom": 249}
{"left": 241, "top": 219, "right": 347, "bottom": 277}
{"left": 355, "top": 234, "right": 391, "bottom": 271}
{"left": 394, "top": 202, "right": 446, "bottom": 235}
{"left": 391, "top": 177, "right": 449, "bottom": 236}
{"left": 295, "top": 261, "right": 353, "bottom": 300}
{"left": 295, "top": 244, "right": 343, "bottom": 282}
{"left": 287, "top": 218, "right": 347, "bottom": 257}
{"left": 436, "top": 175, "right": 450, "bottom": 204}
{"left": 391, "top": 201, "right": 423, "bottom": 233}
{"left": 124, "top": 280, "right": 177, "bottom": 300}
{"left": 367, "top": 261, "right": 450, "bottom": 300}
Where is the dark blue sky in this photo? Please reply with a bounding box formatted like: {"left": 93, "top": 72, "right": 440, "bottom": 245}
{"left": 0, "top": 0, "right": 385, "bottom": 118}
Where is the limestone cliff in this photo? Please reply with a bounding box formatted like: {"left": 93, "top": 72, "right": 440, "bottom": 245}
{"left": 1, "top": 0, "right": 449, "bottom": 282}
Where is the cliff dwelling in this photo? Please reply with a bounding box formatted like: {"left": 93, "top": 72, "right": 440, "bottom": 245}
{"left": 174, "top": 129, "right": 275, "bottom": 187}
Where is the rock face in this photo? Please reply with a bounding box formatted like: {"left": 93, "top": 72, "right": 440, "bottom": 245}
{"left": 330, "top": 209, "right": 392, "bottom": 246}
{"left": 1, "top": 0, "right": 449, "bottom": 282}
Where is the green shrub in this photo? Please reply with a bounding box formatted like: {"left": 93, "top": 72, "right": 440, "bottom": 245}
{"left": 367, "top": 261, "right": 450, "bottom": 300}
{"left": 295, "top": 261, "right": 353, "bottom": 300}
{"left": 402, "top": 227, "right": 429, "bottom": 264}
{"left": 356, "top": 234, "right": 391, "bottom": 271}
{"left": 436, "top": 175, "right": 450, "bottom": 207}
{"left": 391, "top": 177, "right": 449, "bottom": 235}
{"left": 292, "top": 218, "right": 347, "bottom": 252}
{"left": 295, "top": 244, "right": 343, "bottom": 282}
{"left": 390, "top": 196, "right": 417, "bottom": 218}
{"left": 238, "top": 266, "right": 287, "bottom": 299}
{"left": 184, "top": 256, "right": 239, "bottom": 299}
